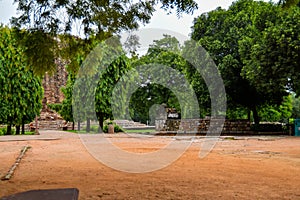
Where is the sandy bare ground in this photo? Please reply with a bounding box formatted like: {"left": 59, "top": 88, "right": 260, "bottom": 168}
{"left": 0, "top": 131, "right": 300, "bottom": 199}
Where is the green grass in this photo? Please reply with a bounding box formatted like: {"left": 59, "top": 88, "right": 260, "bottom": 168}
{"left": 124, "top": 129, "right": 156, "bottom": 133}
{"left": 66, "top": 130, "right": 99, "bottom": 134}
{"left": 0, "top": 131, "right": 35, "bottom": 136}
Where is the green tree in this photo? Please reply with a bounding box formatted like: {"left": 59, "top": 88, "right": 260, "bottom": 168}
{"left": 60, "top": 70, "right": 76, "bottom": 130}
{"left": 129, "top": 35, "right": 189, "bottom": 123}
{"left": 11, "top": 0, "right": 198, "bottom": 76}
{"left": 291, "top": 94, "right": 300, "bottom": 118}
{"left": 95, "top": 54, "right": 131, "bottom": 131}
{"left": 192, "top": 0, "right": 284, "bottom": 124}
{"left": 241, "top": 5, "right": 300, "bottom": 97}
{"left": 0, "top": 26, "right": 43, "bottom": 135}
{"left": 258, "top": 95, "right": 292, "bottom": 122}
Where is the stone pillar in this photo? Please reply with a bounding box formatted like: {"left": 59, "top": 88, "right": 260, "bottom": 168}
{"left": 108, "top": 124, "right": 114, "bottom": 134}
{"left": 155, "top": 104, "right": 168, "bottom": 131}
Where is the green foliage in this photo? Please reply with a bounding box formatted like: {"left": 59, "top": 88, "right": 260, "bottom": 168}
{"left": 258, "top": 95, "right": 293, "bottom": 122}
{"left": 226, "top": 107, "right": 248, "bottom": 120}
{"left": 95, "top": 54, "right": 131, "bottom": 128}
{"left": 48, "top": 103, "right": 62, "bottom": 113}
{"left": 71, "top": 37, "right": 131, "bottom": 131}
{"left": 11, "top": 0, "right": 197, "bottom": 76}
{"left": 0, "top": 127, "right": 16, "bottom": 135}
{"left": 0, "top": 26, "right": 43, "bottom": 135}
{"left": 59, "top": 71, "right": 76, "bottom": 123}
{"left": 278, "top": 0, "right": 300, "bottom": 9}
{"left": 292, "top": 94, "right": 300, "bottom": 118}
{"left": 279, "top": 95, "right": 293, "bottom": 120}
{"left": 0, "top": 126, "right": 34, "bottom": 136}
{"left": 240, "top": 4, "right": 300, "bottom": 98}
{"left": 259, "top": 105, "right": 282, "bottom": 122}
{"left": 12, "top": 0, "right": 197, "bottom": 35}
{"left": 129, "top": 35, "right": 188, "bottom": 123}
{"left": 103, "top": 121, "right": 124, "bottom": 133}
{"left": 191, "top": 0, "right": 299, "bottom": 124}
{"left": 0, "top": 127, "right": 6, "bottom": 136}
{"left": 17, "top": 30, "right": 58, "bottom": 76}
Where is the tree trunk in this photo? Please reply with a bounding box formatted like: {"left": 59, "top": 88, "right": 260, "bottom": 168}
{"left": 6, "top": 125, "right": 12, "bottom": 135}
{"left": 77, "top": 121, "right": 81, "bottom": 131}
{"left": 252, "top": 105, "right": 260, "bottom": 125}
{"left": 247, "top": 109, "right": 251, "bottom": 121}
{"left": 86, "top": 118, "right": 90, "bottom": 133}
{"left": 22, "top": 124, "right": 25, "bottom": 135}
{"left": 72, "top": 121, "right": 75, "bottom": 130}
{"left": 35, "top": 115, "right": 39, "bottom": 135}
{"left": 16, "top": 125, "right": 21, "bottom": 135}
{"left": 98, "top": 115, "right": 104, "bottom": 133}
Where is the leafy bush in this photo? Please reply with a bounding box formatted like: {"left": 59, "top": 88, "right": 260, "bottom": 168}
{"left": 0, "top": 127, "right": 6, "bottom": 135}
{"left": 48, "top": 103, "right": 62, "bottom": 112}
{"left": 90, "top": 125, "right": 98, "bottom": 132}
{"left": 102, "top": 121, "right": 124, "bottom": 133}
{"left": 0, "top": 127, "right": 15, "bottom": 135}
{"left": 102, "top": 125, "right": 108, "bottom": 133}
{"left": 114, "top": 124, "right": 124, "bottom": 132}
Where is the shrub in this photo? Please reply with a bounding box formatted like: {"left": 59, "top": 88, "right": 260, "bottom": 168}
{"left": 0, "top": 127, "right": 6, "bottom": 135}
{"left": 102, "top": 121, "right": 124, "bottom": 133}
{"left": 48, "top": 103, "right": 62, "bottom": 112}
{"left": 0, "top": 127, "right": 15, "bottom": 135}
{"left": 102, "top": 125, "right": 108, "bottom": 133}
{"left": 114, "top": 124, "right": 124, "bottom": 132}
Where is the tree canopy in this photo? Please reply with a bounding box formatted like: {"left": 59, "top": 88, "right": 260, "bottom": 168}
{"left": 191, "top": 0, "right": 299, "bottom": 124}
{"left": 10, "top": 0, "right": 198, "bottom": 76}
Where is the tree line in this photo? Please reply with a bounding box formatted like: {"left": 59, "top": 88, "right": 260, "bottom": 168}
{"left": 0, "top": 0, "right": 300, "bottom": 134}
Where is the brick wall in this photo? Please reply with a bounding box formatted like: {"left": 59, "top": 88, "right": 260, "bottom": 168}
{"left": 156, "top": 119, "right": 251, "bottom": 134}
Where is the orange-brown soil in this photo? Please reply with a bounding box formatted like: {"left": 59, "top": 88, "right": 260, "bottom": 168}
{"left": 0, "top": 131, "right": 299, "bottom": 199}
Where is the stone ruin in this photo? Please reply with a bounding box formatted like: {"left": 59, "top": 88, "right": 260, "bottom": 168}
{"left": 27, "top": 59, "right": 71, "bottom": 131}
{"left": 42, "top": 58, "right": 68, "bottom": 104}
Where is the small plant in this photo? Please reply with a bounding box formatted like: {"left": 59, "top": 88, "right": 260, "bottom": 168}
{"left": 114, "top": 124, "right": 124, "bottom": 132}
{"left": 103, "top": 120, "right": 124, "bottom": 133}
{"left": 48, "top": 103, "right": 62, "bottom": 112}
{"left": 0, "top": 127, "right": 6, "bottom": 136}
{"left": 102, "top": 125, "right": 108, "bottom": 133}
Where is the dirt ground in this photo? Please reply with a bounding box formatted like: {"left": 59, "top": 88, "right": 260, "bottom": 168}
{"left": 0, "top": 131, "right": 300, "bottom": 199}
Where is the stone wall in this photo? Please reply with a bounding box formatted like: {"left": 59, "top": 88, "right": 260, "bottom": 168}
{"left": 156, "top": 119, "right": 251, "bottom": 134}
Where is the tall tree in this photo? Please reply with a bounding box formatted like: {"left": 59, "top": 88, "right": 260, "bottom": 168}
{"left": 0, "top": 26, "right": 43, "bottom": 135}
{"left": 95, "top": 54, "right": 131, "bottom": 131}
{"left": 59, "top": 70, "right": 76, "bottom": 130}
{"left": 191, "top": 0, "right": 283, "bottom": 124}
{"left": 71, "top": 36, "right": 132, "bottom": 132}
{"left": 240, "top": 5, "right": 300, "bottom": 97}
{"left": 129, "top": 35, "right": 178, "bottom": 123}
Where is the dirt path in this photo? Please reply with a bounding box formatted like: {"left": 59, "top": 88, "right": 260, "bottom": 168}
{"left": 0, "top": 131, "right": 300, "bottom": 199}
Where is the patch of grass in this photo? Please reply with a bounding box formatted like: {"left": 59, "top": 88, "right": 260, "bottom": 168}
{"left": 0, "top": 127, "right": 35, "bottom": 136}
{"left": 24, "top": 131, "right": 35, "bottom": 135}
{"left": 124, "top": 129, "right": 156, "bottom": 133}
{"left": 65, "top": 130, "right": 97, "bottom": 134}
